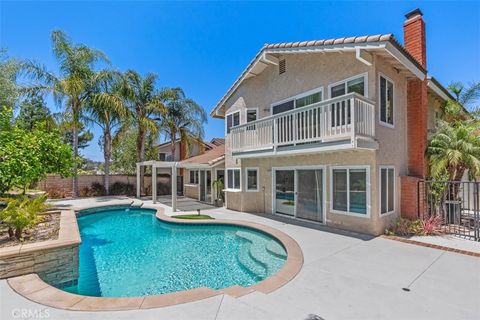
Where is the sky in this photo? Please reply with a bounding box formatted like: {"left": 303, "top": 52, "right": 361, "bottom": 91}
{"left": 1, "top": 0, "right": 479, "bottom": 161}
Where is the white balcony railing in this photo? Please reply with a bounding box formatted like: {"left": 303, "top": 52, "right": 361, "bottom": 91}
{"left": 230, "top": 93, "right": 375, "bottom": 153}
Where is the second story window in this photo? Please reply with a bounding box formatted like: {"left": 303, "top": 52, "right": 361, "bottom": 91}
{"left": 272, "top": 88, "right": 323, "bottom": 115}
{"left": 226, "top": 111, "right": 240, "bottom": 133}
{"left": 330, "top": 74, "right": 366, "bottom": 98}
{"left": 246, "top": 109, "right": 257, "bottom": 122}
{"left": 380, "top": 75, "right": 394, "bottom": 127}
{"left": 158, "top": 153, "right": 166, "bottom": 161}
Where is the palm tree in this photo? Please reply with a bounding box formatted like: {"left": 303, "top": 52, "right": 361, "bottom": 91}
{"left": 119, "top": 70, "right": 165, "bottom": 194}
{"left": 445, "top": 82, "right": 480, "bottom": 121}
{"left": 87, "top": 72, "right": 128, "bottom": 195}
{"left": 23, "top": 30, "right": 109, "bottom": 197}
{"left": 158, "top": 88, "right": 207, "bottom": 160}
{"left": 427, "top": 120, "right": 480, "bottom": 182}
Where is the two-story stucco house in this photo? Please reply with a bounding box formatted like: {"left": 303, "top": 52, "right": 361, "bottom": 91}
{"left": 210, "top": 9, "right": 452, "bottom": 235}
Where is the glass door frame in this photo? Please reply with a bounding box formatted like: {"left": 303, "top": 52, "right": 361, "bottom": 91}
{"left": 271, "top": 165, "right": 326, "bottom": 224}
{"left": 197, "top": 169, "right": 213, "bottom": 204}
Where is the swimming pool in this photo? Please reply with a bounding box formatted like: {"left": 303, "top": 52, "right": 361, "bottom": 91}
{"left": 59, "top": 206, "right": 287, "bottom": 297}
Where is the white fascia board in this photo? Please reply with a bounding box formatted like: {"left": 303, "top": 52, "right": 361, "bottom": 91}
{"left": 384, "top": 42, "right": 425, "bottom": 80}
{"left": 427, "top": 79, "right": 450, "bottom": 101}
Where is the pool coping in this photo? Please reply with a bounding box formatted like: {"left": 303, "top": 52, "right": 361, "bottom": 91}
{"left": 8, "top": 204, "right": 303, "bottom": 311}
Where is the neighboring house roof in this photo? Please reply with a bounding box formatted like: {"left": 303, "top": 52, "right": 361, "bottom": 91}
{"left": 210, "top": 137, "right": 225, "bottom": 146}
{"left": 155, "top": 139, "right": 213, "bottom": 151}
{"left": 180, "top": 144, "right": 225, "bottom": 167}
{"left": 210, "top": 33, "right": 432, "bottom": 118}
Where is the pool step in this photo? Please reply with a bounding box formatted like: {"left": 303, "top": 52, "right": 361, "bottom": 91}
{"left": 236, "top": 231, "right": 286, "bottom": 276}
{"left": 237, "top": 242, "right": 266, "bottom": 280}
{"left": 266, "top": 241, "right": 287, "bottom": 259}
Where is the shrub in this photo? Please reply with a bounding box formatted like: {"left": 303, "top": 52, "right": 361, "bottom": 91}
{"left": 386, "top": 216, "right": 444, "bottom": 237}
{"left": 0, "top": 194, "right": 50, "bottom": 239}
{"left": 110, "top": 182, "right": 135, "bottom": 196}
{"left": 79, "top": 186, "right": 91, "bottom": 197}
{"left": 421, "top": 215, "right": 444, "bottom": 235}
{"left": 90, "top": 182, "right": 106, "bottom": 196}
{"left": 46, "top": 187, "right": 67, "bottom": 199}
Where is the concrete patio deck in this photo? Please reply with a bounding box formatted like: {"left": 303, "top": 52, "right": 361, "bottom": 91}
{"left": 1, "top": 197, "right": 479, "bottom": 320}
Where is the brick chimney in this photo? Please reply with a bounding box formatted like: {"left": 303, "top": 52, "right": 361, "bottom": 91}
{"left": 403, "top": 8, "right": 428, "bottom": 179}
{"left": 404, "top": 8, "right": 427, "bottom": 68}
{"left": 401, "top": 8, "right": 429, "bottom": 219}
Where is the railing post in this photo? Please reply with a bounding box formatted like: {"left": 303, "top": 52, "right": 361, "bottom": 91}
{"left": 273, "top": 118, "right": 277, "bottom": 151}
{"left": 350, "top": 97, "right": 356, "bottom": 146}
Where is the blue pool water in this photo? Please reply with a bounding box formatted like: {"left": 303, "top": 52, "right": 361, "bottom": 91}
{"left": 60, "top": 207, "right": 287, "bottom": 297}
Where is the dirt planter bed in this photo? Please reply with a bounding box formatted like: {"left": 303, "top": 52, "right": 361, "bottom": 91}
{"left": 7, "top": 206, "right": 303, "bottom": 311}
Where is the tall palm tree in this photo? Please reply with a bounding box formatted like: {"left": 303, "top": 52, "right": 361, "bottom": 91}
{"left": 119, "top": 70, "right": 165, "bottom": 194}
{"left": 87, "top": 72, "right": 128, "bottom": 195}
{"left": 444, "top": 81, "right": 480, "bottom": 122}
{"left": 427, "top": 120, "right": 480, "bottom": 182}
{"left": 158, "top": 88, "right": 207, "bottom": 160}
{"left": 23, "top": 30, "right": 109, "bottom": 197}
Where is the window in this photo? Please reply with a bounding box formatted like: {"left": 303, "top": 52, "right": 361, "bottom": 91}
{"left": 330, "top": 74, "right": 366, "bottom": 98}
{"left": 226, "top": 111, "right": 240, "bottom": 134}
{"left": 332, "top": 167, "right": 368, "bottom": 215}
{"left": 296, "top": 92, "right": 322, "bottom": 108}
{"left": 246, "top": 168, "right": 259, "bottom": 191}
{"left": 158, "top": 153, "right": 166, "bottom": 161}
{"left": 380, "top": 75, "right": 394, "bottom": 126}
{"left": 272, "top": 88, "right": 323, "bottom": 115}
{"left": 380, "top": 167, "right": 395, "bottom": 214}
{"left": 227, "top": 169, "right": 241, "bottom": 190}
{"left": 189, "top": 170, "right": 199, "bottom": 184}
{"left": 272, "top": 100, "right": 294, "bottom": 115}
{"left": 246, "top": 109, "right": 257, "bottom": 122}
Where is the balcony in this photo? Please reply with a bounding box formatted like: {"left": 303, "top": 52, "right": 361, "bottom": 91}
{"left": 230, "top": 93, "right": 377, "bottom": 157}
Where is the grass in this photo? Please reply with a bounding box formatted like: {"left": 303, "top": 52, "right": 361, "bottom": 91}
{"left": 171, "top": 214, "right": 214, "bottom": 220}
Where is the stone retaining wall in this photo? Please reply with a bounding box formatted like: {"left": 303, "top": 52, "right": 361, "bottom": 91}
{"left": 0, "top": 211, "right": 81, "bottom": 286}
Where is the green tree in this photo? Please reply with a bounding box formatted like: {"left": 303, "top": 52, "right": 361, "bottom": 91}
{"left": 444, "top": 81, "right": 480, "bottom": 122}
{"left": 119, "top": 71, "right": 165, "bottom": 193}
{"left": 157, "top": 87, "right": 207, "bottom": 159}
{"left": 0, "top": 107, "right": 74, "bottom": 194}
{"left": 16, "top": 92, "right": 56, "bottom": 131}
{"left": 88, "top": 73, "right": 128, "bottom": 194}
{"left": 0, "top": 49, "right": 20, "bottom": 109}
{"left": 23, "top": 30, "right": 109, "bottom": 197}
{"left": 427, "top": 120, "right": 480, "bottom": 182}
{"left": 111, "top": 129, "right": 142, "bottom": 175}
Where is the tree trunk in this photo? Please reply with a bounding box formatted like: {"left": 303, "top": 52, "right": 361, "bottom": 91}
{"left": 15, "top": 227, "right": 22, "bottom": 240}
{"left": 72, "top": 104, "right": 79, "bottom": 198}
{"left": 103, "top": 129, "right": 112, "bottom": 196}
{"left": 137, "top": 128, "right": 146, "bottom": 195}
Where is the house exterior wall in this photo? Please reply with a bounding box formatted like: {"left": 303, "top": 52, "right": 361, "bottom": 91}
{"left": 221, "top": 51, "right": 416, "bottom": 235}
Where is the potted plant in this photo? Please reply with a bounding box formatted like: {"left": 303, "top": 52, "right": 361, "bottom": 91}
{"left": 212, "top": 178, "right": 225, "bottom": 207}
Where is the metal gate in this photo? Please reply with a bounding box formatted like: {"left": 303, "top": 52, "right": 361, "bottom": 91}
{"left": 418, "top": 181, "right": 480, "bottom": 241}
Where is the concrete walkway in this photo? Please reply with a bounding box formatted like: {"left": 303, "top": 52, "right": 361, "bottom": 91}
{"left": 1, "top": 197, "right": 479, "bottom": 320}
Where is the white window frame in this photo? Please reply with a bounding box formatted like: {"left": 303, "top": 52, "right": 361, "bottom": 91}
{"left": 271, "top": 165, "right": 327, "bottom": 225}
{"left": 328, "top": 72, "right": 369, "bottom": 99}
{"left": 186, "top": 170, "right": 199, "bottom": 186}
{"left": 245, "top": 167, "right": 259, "bottom": 192}
{"left": 378, "top": 73, "right": 395, "bottom": 128}
{"left": 225, "top": 110, "right": 241, "bottom": 134}
{"left": 270, "top": 86, "right": 324, "bottom": 115}
{"left": 246, "top": 108, "right": 258, "bottom": 123}
{"left": 226, "top": 168, "right": 241, "bottom": 192}
{"left": 330, "top": 165, "right": 371, "bottom": 218}
{"left": 379, "top": 165, "right": 396, "bottom": 216}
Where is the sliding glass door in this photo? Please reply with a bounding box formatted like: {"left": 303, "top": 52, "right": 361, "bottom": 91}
{"left": 274, "top": 168, "right": 324, "bottom": 223}
{"left": 296, "top": 169, "right": 323, "bottom": 222}
{"left": 275, "top": 170, "right": 295, "bottom": 216}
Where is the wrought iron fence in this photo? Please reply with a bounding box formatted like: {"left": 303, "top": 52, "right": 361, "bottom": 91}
{"left": 418, "top": 180, "right": 479, "bottom": 241}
